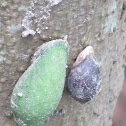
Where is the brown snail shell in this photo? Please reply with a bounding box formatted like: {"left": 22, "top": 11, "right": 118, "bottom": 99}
{"left": 68, "top": 46, "right": 102, "bottom": 104}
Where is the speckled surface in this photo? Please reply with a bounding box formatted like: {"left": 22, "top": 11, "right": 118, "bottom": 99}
{"left": 0, "top": 0, "right": 126, "bottom": 126}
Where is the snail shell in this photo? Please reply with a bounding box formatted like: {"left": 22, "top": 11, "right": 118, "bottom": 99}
{"left": 10, "top": 39, "right": 69, "bottom": 126}
{"left": 68, "top": 46, "right": 102, "bottom": 104}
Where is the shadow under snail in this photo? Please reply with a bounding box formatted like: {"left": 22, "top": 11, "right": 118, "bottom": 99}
{"left": 68, "top": 46, "right": 102, "bottom": 104}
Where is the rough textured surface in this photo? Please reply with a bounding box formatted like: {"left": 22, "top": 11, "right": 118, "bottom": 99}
{"left": 0, "top": 0, "right": 126, "bottom": 126}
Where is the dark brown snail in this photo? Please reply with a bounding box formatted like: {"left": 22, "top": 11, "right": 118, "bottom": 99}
{"left": 68, "top": 46, "right": 102, "bottom": 104}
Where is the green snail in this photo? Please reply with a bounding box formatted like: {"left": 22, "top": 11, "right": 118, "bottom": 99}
{"left": 10, "top": 39, "right": 69, "bottom": 126}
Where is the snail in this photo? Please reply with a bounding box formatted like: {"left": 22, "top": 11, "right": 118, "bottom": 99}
{"left": 68, "top": 46, "right": 102, "bottom": 104}
{"left": 10, "top": 39, "right": 69, "bottom": 126}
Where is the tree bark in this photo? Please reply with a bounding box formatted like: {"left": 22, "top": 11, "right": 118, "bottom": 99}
{"left": 0, "top": 0, "right": 126, "bottom": 126}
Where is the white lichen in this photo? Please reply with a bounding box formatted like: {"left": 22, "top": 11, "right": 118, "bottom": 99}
{"left": 48, "top": 0, "right": 62, "bottom": 6}
{"left": 22, "top": 29, "right": 36, "bottom": 37}
{"left": 22, "top": 0, "right": 62, "bottom": 37}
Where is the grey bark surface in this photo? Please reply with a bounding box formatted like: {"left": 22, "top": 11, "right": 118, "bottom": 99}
{"left": 0, "top": 0, "right": 126, "bottom": 126}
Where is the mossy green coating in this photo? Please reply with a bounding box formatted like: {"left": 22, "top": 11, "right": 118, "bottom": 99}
{"left": 10, "top": 39, "right": 69, "bottom": 126}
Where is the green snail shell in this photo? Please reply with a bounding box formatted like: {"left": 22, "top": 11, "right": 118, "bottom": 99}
{"left": 10, "top": 39, "right": 69, "bottom": 126}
